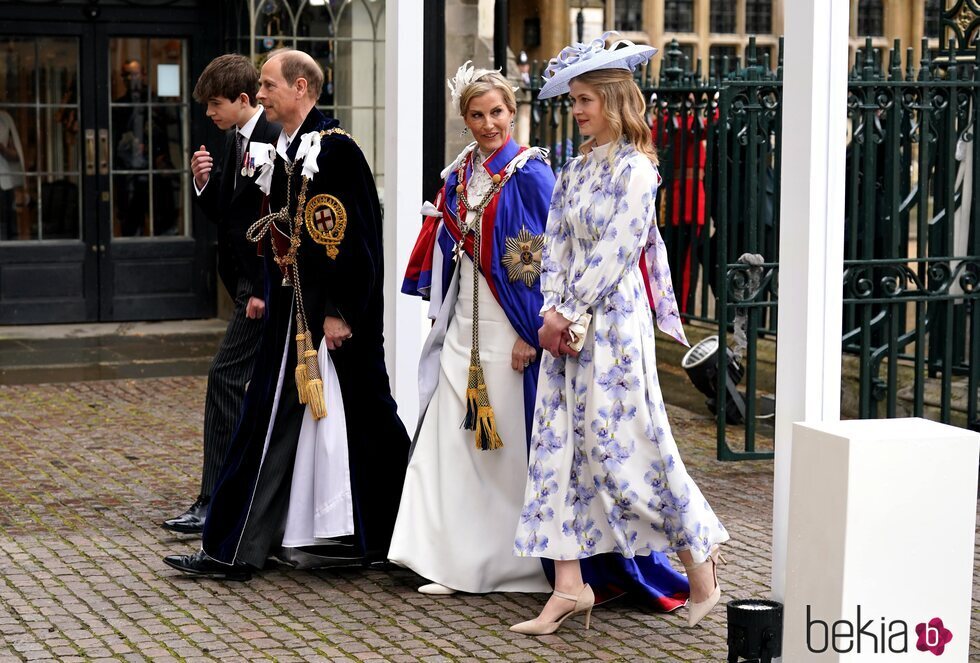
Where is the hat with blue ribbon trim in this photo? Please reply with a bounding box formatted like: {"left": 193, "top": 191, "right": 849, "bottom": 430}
{"left": 538, "top": 31, "right": 657, "bottom": 99}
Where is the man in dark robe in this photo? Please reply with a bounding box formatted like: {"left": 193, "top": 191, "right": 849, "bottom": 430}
{"left": 163, "top": 49, "right": 409, "bottom": 580}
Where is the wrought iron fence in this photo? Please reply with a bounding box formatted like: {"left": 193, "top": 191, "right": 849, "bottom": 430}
{"left": 520, "top": 35, "right": 980, "bottom": 460}
{"left": 843, "top": 38, "right": 980, "bottom": 428}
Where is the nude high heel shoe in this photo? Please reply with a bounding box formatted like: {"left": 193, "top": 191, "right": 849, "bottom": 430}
{"left": 509, "top": 584, "right": 595, "bottom": 635}
{"left": 684, "top": 547, "right": 726, "bottom": 628}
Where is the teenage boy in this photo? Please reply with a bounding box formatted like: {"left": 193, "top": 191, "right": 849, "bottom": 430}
{"left": 161, "top": 54, "right": 281, "bottom": 535}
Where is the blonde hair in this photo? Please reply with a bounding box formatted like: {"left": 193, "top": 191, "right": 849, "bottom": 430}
{"left": 571, "top": 69, "right": 658, "bottom": 164}
{"left": 459, "top": 70, "right": 517, "bottom": 116}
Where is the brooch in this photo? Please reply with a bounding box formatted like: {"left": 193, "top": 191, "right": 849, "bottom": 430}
{"left": 501, "top": 226, "right": 544, "bottom": 287}
{"left": 304, "top": 193, "right": 347, "bottom": 259}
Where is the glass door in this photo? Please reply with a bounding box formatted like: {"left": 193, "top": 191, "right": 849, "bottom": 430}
{"left": 109, "top": 37, "right": 188, "bottom": 239}
{"left": 0, "top": 37, "right": 81, "bottom": 242}
{"left": 0, "top": 26, "right": 96, "bottom": 323}
{"left": 0, "top": 17, "right": 210, "bottom": 324}
{"left": 98, "top": 27, "right": 207, "bottom": 322}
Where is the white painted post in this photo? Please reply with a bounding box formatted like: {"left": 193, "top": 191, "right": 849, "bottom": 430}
{"left": 771, "top": 0, "right": 849, "bottom": 600}
{"left": 782, "top": 419, "right": 979, "bottom": 661}
{"left": 383, "top": 0, "right": 425, "bottom": 428}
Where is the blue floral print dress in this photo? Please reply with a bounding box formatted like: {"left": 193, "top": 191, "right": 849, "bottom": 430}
{"left": 514, "top": 140, "right": 729, "bottom": 565}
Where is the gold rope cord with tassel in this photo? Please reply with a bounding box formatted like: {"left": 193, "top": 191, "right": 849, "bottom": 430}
{"left": 294, "top": 329, "right": 309, "bottom": 404}
{"left": 455, "top": 158, "right": 511, "bottom": 450}
{"left": 290, "top": 128, "right": 353, "bottom": 419}
{"left": 246, "top": 151, "right": 331, "bottom": 421}
{"left": 288, "top": 176, "right": 328, "bottom": 420}
{"left": 462, "top": 221, "right": 502, "bottom": 450}
{"left": 292, "top": 264, "right": 326, "bottom": 420}
{"left": 244, "top": 128, "right": 357, "bottom": 420}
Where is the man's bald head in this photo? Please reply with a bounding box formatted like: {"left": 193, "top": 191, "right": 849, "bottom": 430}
{"left": 265, "top": 49, "right": 323, "bottom": 101}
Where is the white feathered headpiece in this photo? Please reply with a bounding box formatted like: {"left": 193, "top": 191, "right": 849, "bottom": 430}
{"left": 447, "top": 60, "right": 519, "bottom": 115}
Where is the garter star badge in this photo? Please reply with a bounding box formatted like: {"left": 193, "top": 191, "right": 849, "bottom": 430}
{"left": 305, "top": 193, "right": 347, "bottom": 259}
{"left": 501, "top": 226, "right": 544, "bottom": 287}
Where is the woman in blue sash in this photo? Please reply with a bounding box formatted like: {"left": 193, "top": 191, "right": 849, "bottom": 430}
{"left": 393, "top": 63, "right": 689, "bottom": 610}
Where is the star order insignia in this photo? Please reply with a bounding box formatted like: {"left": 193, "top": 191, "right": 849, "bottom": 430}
{"left": 501, "top": 226, "right": 544, "bottom": 287}
{"left": 304, "top": 193, "right": 347, "bottom": 259}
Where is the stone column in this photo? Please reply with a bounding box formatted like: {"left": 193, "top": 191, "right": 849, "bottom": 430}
{"left": 444, "top": 0, "right": 492, "bottom": 161}
{"left": 539, "top": 0, "right": 570, "bottom": 69}
{"left": 696, "top": 0, "right": 710, "bottom": 61}
{"left": 772, "top": 0, "right": 785, "bottom": 35}
{"left": 648, "top": 0, "right": 665, "bottom": 45}
{"left": 910, "top": 0, "right": 927, "bottom": 67}
{"left": 884, "top": 0, "right": 912, "bottom": 46}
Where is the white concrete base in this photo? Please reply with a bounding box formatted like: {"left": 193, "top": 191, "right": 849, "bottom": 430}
{"left": 782, "top": 418, "right": 978, "bottom": 661}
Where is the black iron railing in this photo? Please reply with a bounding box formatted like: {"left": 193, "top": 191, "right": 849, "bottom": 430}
{"left": 520, "top": 35, "right": 980, "bottom": 460}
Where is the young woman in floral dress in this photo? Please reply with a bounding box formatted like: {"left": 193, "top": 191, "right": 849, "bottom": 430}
{"left": 393, "top": 63, "right": 690, "bottom": 613}
{"left": 510, "top": 34, "right": 730, "bottom": 635}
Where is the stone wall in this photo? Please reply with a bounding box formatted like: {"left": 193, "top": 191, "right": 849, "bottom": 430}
{"left": 443, "top": 0, "right": 523, "bottom": 166}
{"left": 445, "top": 0, "right": 489, "bottom": 164}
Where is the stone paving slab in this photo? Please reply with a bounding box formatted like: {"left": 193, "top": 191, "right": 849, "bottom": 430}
{"left": 0, "top": 377, "right": 976, "bottom": 661}
{"left": 0, "top": 334, "right": 222, "bottom": 387}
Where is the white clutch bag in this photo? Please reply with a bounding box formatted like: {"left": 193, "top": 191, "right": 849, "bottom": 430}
{"left": 566, "top": 312, "right": 592, "bottom": 352}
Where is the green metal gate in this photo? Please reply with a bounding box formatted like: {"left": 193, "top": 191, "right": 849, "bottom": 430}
{"left": 522, "top": 34, "right": 980, "bottom": 460}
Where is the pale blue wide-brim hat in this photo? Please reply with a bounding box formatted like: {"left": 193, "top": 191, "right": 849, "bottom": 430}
{"left": 539, "top": 31, "right": 658, "bottom": 99}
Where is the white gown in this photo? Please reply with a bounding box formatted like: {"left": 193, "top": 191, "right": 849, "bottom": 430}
{"left": 514, "top": 141, "right": 729, "bottom": 565}
{"left": 388, "top": 151, "right": 551, "bottom": 594}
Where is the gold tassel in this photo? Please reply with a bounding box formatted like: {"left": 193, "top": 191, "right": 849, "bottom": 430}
{"left": 456, "top": 210, "right": 502, "bottom": 450}
{"left": 294, "top": 332, "right": 309, "bottom": 404}
{"left": 294, "top": 363, "right": 309, "bottom": 404}
{"left": 461, "top": 361, "right": 502, "bottom": 450}
{"left": 462, "top": 363, "right": 480, "bottom": 430}
{"left": 475, "top": 405, "right": 503, "bottom": 450}
{"left": 306, "top": 378, "right": 326, "bottom": 420}
{"left": 302, "top": 340, "right": 326, "bottom": 420}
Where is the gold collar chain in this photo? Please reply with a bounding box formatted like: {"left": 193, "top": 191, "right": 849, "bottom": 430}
{"left": 455, "top": 156, "right": 512, "bottom": 237}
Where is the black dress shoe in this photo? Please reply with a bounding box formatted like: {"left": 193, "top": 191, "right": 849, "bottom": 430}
{"left": 162, "top": 549, "right": 253, "bottom": 581}
{"left": 161, "top": 495, "right": 209, "bottom": 534}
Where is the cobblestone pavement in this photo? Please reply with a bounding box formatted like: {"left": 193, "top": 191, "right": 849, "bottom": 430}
{"left": 0, "top": 377, "right": 976, "bottom": 661}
